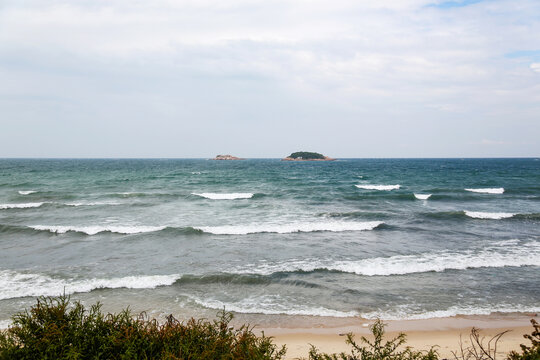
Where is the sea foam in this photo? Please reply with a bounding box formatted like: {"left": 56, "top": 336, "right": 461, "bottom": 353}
{"left": 192, "top": 193, "right": 254, "bottom": 200}
{"left": 195, "top": 221, "right": 384, "bottom": 235}
{"left": 0, "top": 320, "right": 12, "bottom": 330}
{"left": 232, "top": 241, "right": 540, "bottom": 276}
{"left": 29, "top": 225, "right": 166, "bottom": 235}
{"left": 189, "top": 295, "right": 359, "bottom": 318}
{"left": 361, "top": 304, "right": 540, "bottom": 321}
{"left": 64, "top": 201, "right": 121, "bottom": 207}
{"left": 414, "top": 194, "right": 431, "bottom": 200}
{"left": 0, "top": 203, "right": 44, "bottom": 209}
{"left": 355, "top": 184, "right": 400, "bottom": 191}
{"left": 18, "top": 190, "right": 37, "bottom": 195}
{"left": 0, "top": 270, "right": 181, "bottom": 300}
{"left": 464, "top": 211, "right": 516, "bottom": 219}
{"left": 465, "top": 188, "right": 504, "bottom": 194}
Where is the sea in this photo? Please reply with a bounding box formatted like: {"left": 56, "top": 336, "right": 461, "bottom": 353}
{"left": 1, "top": 158, "right": 539, "bottom": 328}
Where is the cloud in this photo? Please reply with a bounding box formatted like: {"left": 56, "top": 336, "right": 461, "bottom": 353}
{"left": 531, "top": 63, "right": 540, "bottom": 73}
{"left": 0, "top": 0, "right": 539, "bottom": 157}
{"left": 477, "top": 139, "right": 510, "bottom": 146}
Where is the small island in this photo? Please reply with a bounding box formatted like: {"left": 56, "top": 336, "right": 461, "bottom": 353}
{"left": 282, "top": 151, "right": 336, "bottom": 161}
{"left": 212, "top": 154, "right": 245, "bottom": 160}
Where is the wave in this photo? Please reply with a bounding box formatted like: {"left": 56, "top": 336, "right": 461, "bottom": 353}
{"left": 0, "top": 320, "right": 12, "bottom": 329}
{"left": 29, "top": 225, "right": 166, "bottom": 235}
{"left": 0, "top": 202, "right": 44, "bottom": 210}
{"left": 63, "top": 201, "right": 121, "bottom": 207}
{"left": 192, "top": 193, "right": 254, "bottom": 200}
{"left": 464, "top": 211, "right": 516, "bottom": 219}
{"left": 361, "top": 304, "right": 540, "bottom": 320}
{"left": 189, "top": 295, "right": 359, "bottom": 318}
{"left": 355, "top": 184, "right": 400, "bottom": 191}
{"left": 414, "top": 194, "right": 431, "bottom": 200}
{"left": 425, "top": 210, "right": 534, "bottom": 221}
{"left": 18, "top": 190, "right": 37, "bottom": 195}
{"left": 194, "top": 221, "right": 384, "bottom": 235}
{"left": 0, "top": 270, "right": 180, "bottom": 300}
{"left": 231, "top": 241, "right": 540, "bottom": 276}
{"left": 465, "top": 188, "right": 504, "bottom": 194}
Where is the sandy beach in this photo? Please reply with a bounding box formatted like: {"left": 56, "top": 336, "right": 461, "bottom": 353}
{"left": 260, "top": 314, "right": 537, "bottom": 359}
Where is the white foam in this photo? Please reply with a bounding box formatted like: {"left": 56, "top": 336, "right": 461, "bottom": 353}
{"left": 18, "top": 190, "right": 37, "bottom": 195}
{"left": 64, "top": 201, "right": 121, "bottom": 207}
{"left": 192, "top": 193, "right": 254, "bottom": 200}
{"left": 190, "top": 295, "right": 358, "bottom": 318}
{"left": 232, "top": 241, "right": 540, "bottom": 276}
{"left": 465, "top": 211, "right": 516, "bottom": 219}
{"left": 29, "top": 225, "right": 166, "bottom": 235}
{"left": 195, "top": 221, "right": 384, "bottom": 235}
{"left": 0, "top": 319, "right": 12, "bottom": 329}
{"left": 361, "top": 304, "right": 540, "bottom": 321}
{"left": 414, "top": 194, "right": 431, "bottom": 200}
{"left": 0, "top": 202, "right": 44, "bottom": 209}
{"left": 465, "top": 188, "right": 504, "bottom": 194}
{"left": 355, "top": 184, "right": 400, "bottom": 191}
{"left": 0, "top": 270, "right": 181, "bottom": 300}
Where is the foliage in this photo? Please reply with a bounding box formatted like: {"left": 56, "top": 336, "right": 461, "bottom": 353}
{"left": 0, "top": 295, "right": 286, "bottom": 360}
{"left": 307, "top": 319, "right": 439, "bottom": 360}
{"left": 507, "top": 319, "right": 540, "bottom": 360}
{"left": 288, "top": 152, "right": 325, "bottom": 160}
{"left": 450, "top": 327, "right": 510, "bottom": 360}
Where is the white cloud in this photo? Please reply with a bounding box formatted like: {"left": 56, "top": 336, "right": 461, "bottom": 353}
{"left": 0, "top": 0, "right": 539, "bottom": 157}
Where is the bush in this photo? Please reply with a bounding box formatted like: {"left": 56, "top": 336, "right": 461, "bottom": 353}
{"left": 307, "top": 319, "right": 438, "bottom": 360}
{"left": 0, "top": 295, "right": 286, "bottom": 360}
{"left": 507, "top": 319, "right": 540, "bottom": 360}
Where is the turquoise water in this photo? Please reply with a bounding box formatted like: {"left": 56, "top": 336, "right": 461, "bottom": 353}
{"left": 1, "top": 158, "right": 539, "bottom": 325}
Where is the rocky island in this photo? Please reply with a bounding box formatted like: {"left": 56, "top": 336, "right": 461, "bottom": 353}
{"left": 282, "top": 151, "right": 336, "bottom": 161}
{"left": 212, "top": 154, "right": 245, "bottom": 160}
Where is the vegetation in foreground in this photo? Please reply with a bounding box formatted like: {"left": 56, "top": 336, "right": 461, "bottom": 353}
{"left": 0, "top": 296, "right": 286, "bottom": 359}
{"left": 0, "top": 296, "right": 538, "bottom": 360}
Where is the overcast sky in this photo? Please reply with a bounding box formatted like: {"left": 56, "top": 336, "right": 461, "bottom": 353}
{"left": 0, "top": 0, "right": 539, "bottom": 158}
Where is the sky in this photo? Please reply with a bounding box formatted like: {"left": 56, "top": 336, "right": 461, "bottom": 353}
{"left": 0, "top": 0, "right": 539, "bottom": 158}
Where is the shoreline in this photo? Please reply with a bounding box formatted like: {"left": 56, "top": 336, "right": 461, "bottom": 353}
{"left": 1, "top": 309, "right": 536, "bottom": 358}
{"left": 258, "top": 314, "right": 536, "bottom": 359}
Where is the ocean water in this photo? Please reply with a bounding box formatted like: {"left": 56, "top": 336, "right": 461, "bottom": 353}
{"left": 0, "top": 158, "right": 539, "bottom": 325}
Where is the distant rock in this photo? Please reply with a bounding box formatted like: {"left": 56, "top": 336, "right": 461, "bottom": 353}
{"left": 282, "top": 151, "right": 336, "bottom": 161}
{"left": 212, "top": 154, "right": 245, "bottom": 160}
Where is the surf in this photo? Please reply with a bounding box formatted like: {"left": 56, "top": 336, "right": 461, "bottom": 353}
{"left": 194, "top": 221, "right": 384, "bottom": 235}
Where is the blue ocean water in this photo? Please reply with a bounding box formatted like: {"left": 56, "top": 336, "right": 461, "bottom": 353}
{"left": 0, "top": 158, "right": 539, "bottom": 326}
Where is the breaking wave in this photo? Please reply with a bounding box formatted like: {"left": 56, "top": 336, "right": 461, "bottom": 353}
{"left": 414, "top": 194, "right": 431, "bottom": 200}
{"left": 231, "top": 241, "right": 540, "bottom": 276}
{"left": 0, "top": 270, "right": 181, "bottom": 300}
{"left": 465, "top": 188, "right": 504, "bottom": 194}
{"left": 192, "top": 193, "right": 254, "bottom": 200}
{"left": 0, "top": 203, "right": 44, "bottom": 210}
{"left": 355, "top": 184, "right": 400, "bottom": 191}
{"left": 18, "top": 190, "right": 37, "bottom": 195}
{"left": 361, "top": 304, "right": 540, "bottom": 320}
{"left": 63, "top": 201, "right": 121, "bottom": 207}
{"left": 194, "top": 221, "right": 384, "bottom": 235}
{"left": 464, "top": 211, "right": 516, "bottom": 219}
{"left": 189, "top": 295, "right": 359, "bottom": 318}
{"left": 29, "top": 225, "right": 166, "bottom": 235}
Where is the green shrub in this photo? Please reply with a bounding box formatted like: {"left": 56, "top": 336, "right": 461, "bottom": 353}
{"left": 507, "top": 319, "right": 540, "bottom": 360}
{"left": 307, "top": 319, "right": 438, "bottom": 360}
{"left": 0, "top": 295, "right": 286, "bottom": 360}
